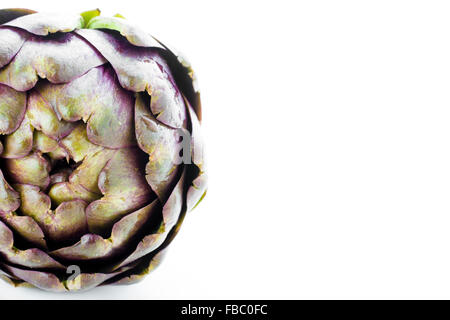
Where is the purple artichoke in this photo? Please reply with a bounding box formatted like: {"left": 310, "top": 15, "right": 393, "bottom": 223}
{"left": 0, "top": 8, "right": 206, "bottom": 292}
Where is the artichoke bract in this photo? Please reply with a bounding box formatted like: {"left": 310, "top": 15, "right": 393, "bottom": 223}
{"left": 0, "top": 8, "right": 206, "bottom": 292}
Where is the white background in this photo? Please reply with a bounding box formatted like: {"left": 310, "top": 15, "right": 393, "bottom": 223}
{"left": 1, "top": 0, "right": 450, "bottom": 299}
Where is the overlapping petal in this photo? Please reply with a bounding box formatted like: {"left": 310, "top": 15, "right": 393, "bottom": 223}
{"left": 1, "top": 115, "right": 33, "bottom": 159}
{"left": 15, "top": 184, "right": 88, "bottom": 243}
{"left": 116, "top": 173, "right": 184, "bottom": 269}
{"left": 0, "top": 84, "right": 27, "bottom": 135}
{"left": 36, "top": 66, "right": 137, "bottom": 149}
{"left": 4, "top": 152, "right": 51, "bottom": 189}
{"left": 0, "top": 27, "right": 28, "bottom": 69}
{"left": 0, "top": 213, "right": 47, "bottom": 249}
{"left": 52, "top": 200, "right": 160, "bottom": 261}
{"left": 1, "top": 262, "right": 135, "bottom": 292}
{"left": 3, "top": 12, "right": 83, "bottom": 36}
{"left": 0, "top": 170, "right": 20, "bottom": 214}
{"left": 0, "top": 220, "right": 63, "bottom": 269}
{"left": 186, "top": 103, "right": 208, "bottom": 211}
{"left": 77, "top": 29, "right": 186, "bottom": 128}
{"left": 112, "top": 249, "right": 167, "bottom": 285}
{"left": 86, "top": 148, "right": 154, "bottom": 235}
{"left": 0, "top": 33, "right": 106, "bottom": 91}
{"left": 86, "top": 16, "right": 162, "bottom": 47}
{"left": 0, "top": 9, "right": 36, "bottom": 25}
{"left": 135, "top": 94, "right": 180, "bottom": 201}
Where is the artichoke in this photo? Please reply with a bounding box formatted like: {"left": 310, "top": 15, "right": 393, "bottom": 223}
{"left": 0, "top": 8, "right": 206, "bottom": 292}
